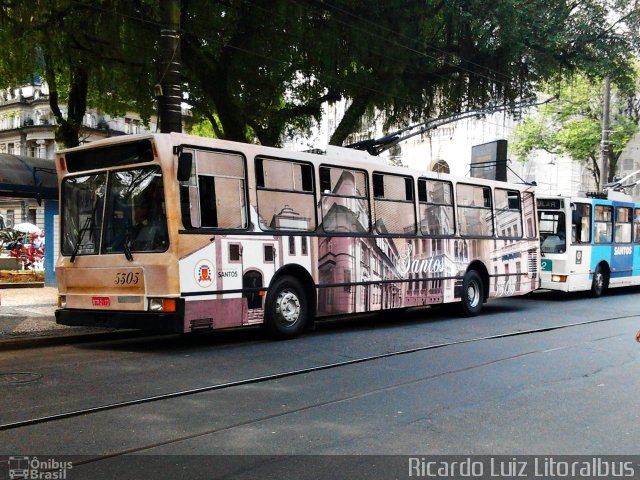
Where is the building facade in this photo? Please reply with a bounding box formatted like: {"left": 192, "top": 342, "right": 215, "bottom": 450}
{"left": 0, "top": 81, "right": 156, "bottom": 231}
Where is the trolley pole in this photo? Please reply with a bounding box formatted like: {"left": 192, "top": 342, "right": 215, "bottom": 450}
{"left": 601, "top": 76, "right": 611, "bottom": 187}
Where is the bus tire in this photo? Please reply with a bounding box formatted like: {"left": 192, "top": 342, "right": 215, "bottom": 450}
{"left": 590, "top": 265, "right": 608, "bottom": 298}
{"left": 460, "top": 270, "right": 484, "bottom": 316}
{"left": 264, "top": 275, "right": 308, "bottom": 339}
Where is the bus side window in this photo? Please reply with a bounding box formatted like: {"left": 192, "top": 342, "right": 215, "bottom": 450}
{"left": 372, "top": 173, "right": 416, "bottom": 235}
{"left": 594, "top": 205, "right": 612, "bottom": 243}
{"left": 457, "top": 184, "right": 493, "bottom": 237}
{"left": 615, "top": 207, "right": 632, "bottom": 243}
{"left": 572, "top": 203, "right": 591, "bottom": 244}
{"left": 319, "top": 166, "right": 370, "bottom": 233}
{"left": 184, "top": 149, "right": 248, "bottom": 230}
{"left": 256, "top": 157, "right": 316, "bottom": 231}
{"left": 418, "top": 179, "right": 454, "bottom": 236}
{"left": 495, "top": 189, "right": 522, "bottom": 239}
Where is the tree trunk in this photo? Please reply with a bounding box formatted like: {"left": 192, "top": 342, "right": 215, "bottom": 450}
{"left": 329, "top": 95, "right": 371, "bottom": 146}
{"left": 45, "top": 55, "right": 88, "bottom": 149}
{"left": 159, "top": 0, "right": 182, "bottom": 133}
{"left": 181, "top": 37, "right": 249, "bottom": 142}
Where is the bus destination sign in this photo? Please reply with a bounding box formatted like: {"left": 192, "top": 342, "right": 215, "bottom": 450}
{"left": 537, "top": 198, "right": 563, "bottom": 210}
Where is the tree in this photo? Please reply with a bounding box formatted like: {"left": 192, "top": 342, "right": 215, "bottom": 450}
{"left": 180, "top": 0, "right": 640, "bottom": 147}
{"left": 511, "top": 71, "right": 640, "bottom": 189}
{"left": 2, "top": 0, "right": 639, "bottom": 149}
{"left": 180, "top": 0, "right": 338, "bottom": 146}
{"left": 0, "top": 1, "right": 158, "bottom": 147}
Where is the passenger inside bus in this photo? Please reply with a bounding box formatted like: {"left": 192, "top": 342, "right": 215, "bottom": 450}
{"left": 131, "top": 204, "right": 163, "bottom": 250}
{"left": 541, "top": 217, "right": 566, "bottom": 253}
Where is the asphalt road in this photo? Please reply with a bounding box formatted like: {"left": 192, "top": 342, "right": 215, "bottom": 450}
{"left": 1, "top": 288, "right": 639, "bottom": 478}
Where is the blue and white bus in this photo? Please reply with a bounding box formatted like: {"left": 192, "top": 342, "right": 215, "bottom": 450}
{"left": 537, "top": 191, "right": 640, "bottom": 297}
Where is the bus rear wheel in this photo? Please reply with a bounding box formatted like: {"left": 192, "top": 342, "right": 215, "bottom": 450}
{"left": 590, "top": 265, "right": 608, "bottom": 298}
{"left": 460, "top": 270, "right": 484, "bottom": 317}
{"left": 263, "top": 275, "right": 308, "bottom": 339}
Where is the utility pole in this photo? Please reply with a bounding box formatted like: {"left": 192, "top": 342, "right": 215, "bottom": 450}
{"left": 601, "top": 76, "right": 611, "bottom": 187}
{"left": 158, "top": 0, "right": 182, "bottom": 133}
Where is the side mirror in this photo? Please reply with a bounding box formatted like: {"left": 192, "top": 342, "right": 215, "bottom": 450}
{"left": 177, "top": 152, "right": 193, "bottom": 182}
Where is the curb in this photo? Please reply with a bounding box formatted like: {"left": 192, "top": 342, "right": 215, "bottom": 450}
{"left": 0, "top": 327, "right": 163, "bottom": 350}
{"left": 0, "top": 282, "right": 45, "bottom": 290}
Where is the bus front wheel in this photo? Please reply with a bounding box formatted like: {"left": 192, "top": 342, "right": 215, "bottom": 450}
{"left": 264, "top": 275, "right": 308, "bottom": 339}
{"left": 460, "top": 270, "right": 484, "bottom": 317}
{"left": 590, "top": 265, "right": 608, "bottom": 298}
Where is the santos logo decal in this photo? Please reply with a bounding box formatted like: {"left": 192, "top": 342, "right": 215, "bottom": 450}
{"left": 194, "top": 259, "right": 214, "bottom": 287}
{"left": 397, "top": 244, "right": 445, "bottom": 276}
{"left": 613, "top": 246, "right": 632, "bottom": 256}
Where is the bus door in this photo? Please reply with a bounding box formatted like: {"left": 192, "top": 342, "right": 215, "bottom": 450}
{"left": 610, "top": 204, "right": 634, "bottom": 284}
{"left": 568, "top": 202, "right": 593, "bottom": 287}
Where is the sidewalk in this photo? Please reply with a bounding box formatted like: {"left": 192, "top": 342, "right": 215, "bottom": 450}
{"left": 0, "top": 286, "right": 96, "bottom": 340}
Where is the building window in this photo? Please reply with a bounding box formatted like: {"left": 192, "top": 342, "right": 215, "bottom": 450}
{"left": 264, "top": 244, "right": 275, "bottom": 263}
{"left": 229, "top": 243, "right": 241, "bottom": 262}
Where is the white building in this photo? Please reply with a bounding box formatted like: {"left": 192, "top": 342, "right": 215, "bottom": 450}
{"left": 0, "top": 81, "right": 156, "bottom": 161}
{"left": 287, "top": 101, "right": 631, "bottom": 199}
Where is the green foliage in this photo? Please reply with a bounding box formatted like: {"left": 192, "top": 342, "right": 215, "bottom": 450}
{"left": 2, "top": 0, "right": 639, "bottom": 148}
{"left": 511, "top": 71, "right": 640, "bottom": 187}
{"left": 0, "top": 0, "right": 158, "bottom": 147}
{"left": 188, "top": 119, "right": 217, "bottom": 139}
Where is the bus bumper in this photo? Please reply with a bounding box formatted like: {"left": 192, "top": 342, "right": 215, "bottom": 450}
{"left": 540, "top": 277, "right": 571, "bottom": 292}
{"left": 55, "top": 306, "right": 185, "bottom": 333}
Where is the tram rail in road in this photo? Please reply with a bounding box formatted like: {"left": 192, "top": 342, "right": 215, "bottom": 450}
{"left": 2, "top": 312, "right": 637, "bottom": 433}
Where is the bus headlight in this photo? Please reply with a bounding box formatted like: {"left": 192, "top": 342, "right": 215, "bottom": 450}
{"left": 148, "top": 298, "right": 177, "bottom": 312}
{"left": 551, "top": 275, "right": 567, "bottom": 283}
{"left": 58, "top": 296, "right": 67, "bottom": 308}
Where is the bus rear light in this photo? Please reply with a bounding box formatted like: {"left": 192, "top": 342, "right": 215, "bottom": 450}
{"left": 148, "top": 298, "right": 177, "bottom": 312}
{"left": 58, "top": 296, "right": 66, "bottom": 308}
{"left": 551, "top": 275, "right": 567, "bottom": 283}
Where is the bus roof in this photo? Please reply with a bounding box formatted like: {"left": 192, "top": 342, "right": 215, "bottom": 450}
{"left": 58, "top": 132, "right": 536, "bottom": 191}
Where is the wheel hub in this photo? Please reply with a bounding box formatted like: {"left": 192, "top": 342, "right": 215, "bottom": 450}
{"left": 595, "top": 272, "right": 603, "bottom": 288}
{"left": 467, "top": 282, "right": 480, "bottom": 307}
{"left": 276, "top": 289, "right": 301, "bottom": 325}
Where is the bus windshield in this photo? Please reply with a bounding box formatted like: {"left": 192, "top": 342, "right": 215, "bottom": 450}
{"left": 61, "top": 166, "right": 168, "bottom": 256}
{"left": 538, "top": 211, "right": 566, "bottom": 253}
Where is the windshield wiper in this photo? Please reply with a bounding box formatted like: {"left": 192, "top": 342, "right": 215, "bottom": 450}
{"left": 70, "top": 217, "right": 92, "bottom": 263}
{"left": 123, "top": 230, "right": 134, "bottom": 262}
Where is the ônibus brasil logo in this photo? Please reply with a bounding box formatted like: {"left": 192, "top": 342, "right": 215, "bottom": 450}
{"left": 8, "top": 456, "right": 73, "bottom": 479}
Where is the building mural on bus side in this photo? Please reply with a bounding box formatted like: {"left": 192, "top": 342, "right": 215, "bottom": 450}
{"left": 178, "top": 147, "right": 539, "bottom": 326}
